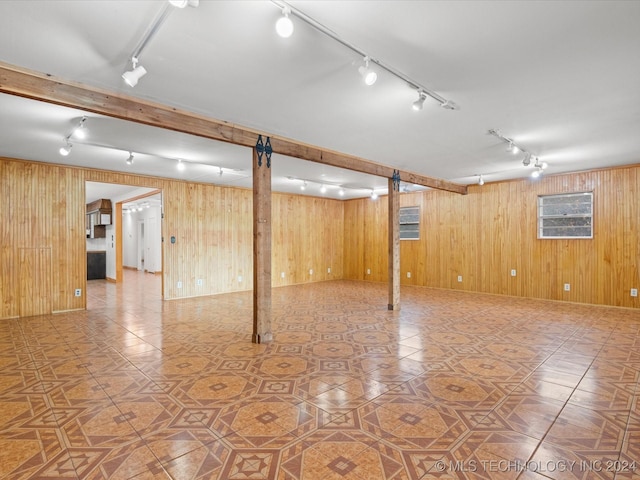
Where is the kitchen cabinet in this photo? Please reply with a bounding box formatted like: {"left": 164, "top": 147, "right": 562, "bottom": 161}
{"left": 86, "top": 199, "right": 112, "bottom": 238}
{"left": 87, "top": 251, "right": 106, "bottom": 279}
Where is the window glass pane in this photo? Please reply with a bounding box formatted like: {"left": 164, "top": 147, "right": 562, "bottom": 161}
{"left": 400, "top": 206, "right": 420, "bottom": 240}
{"left": 538, "top": 192, "right": 592, "bottom": 239}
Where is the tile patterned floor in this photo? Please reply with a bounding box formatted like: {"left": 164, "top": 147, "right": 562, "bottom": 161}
{"left": 1, "top": 271, "right": 639, "bottom": 479}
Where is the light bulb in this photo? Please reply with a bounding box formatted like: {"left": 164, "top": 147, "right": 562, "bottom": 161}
{"left": 59, "top": 144, "right": 72, "bottom": 156}
{"left": 358, "top": 57, "right": 377, "bottom": 86}
{"left": 320, "top": 185, "right": 327, "bottom": 194}
{"left": 177, "top": 159, "right": 185, "bottom": 171}
{"left": 276, "top": 9, "right": 294, "bottom": 38}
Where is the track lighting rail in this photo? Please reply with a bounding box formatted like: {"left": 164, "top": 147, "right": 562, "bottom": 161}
{"left": 271, "top": 1, "right": 458, "bottom": 110}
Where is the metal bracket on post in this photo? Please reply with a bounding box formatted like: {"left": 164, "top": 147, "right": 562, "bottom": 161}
{"left": 256, "top": 135, "right": 264, "bottom": 167}
{"left": 265, "top": 136, "right": 272, "bottom": 168}
{"left": 392, "top": 169, "right": 401, "bottom": 191}
{"left": 255, "top": 135, "right": 273, "bottom": 168}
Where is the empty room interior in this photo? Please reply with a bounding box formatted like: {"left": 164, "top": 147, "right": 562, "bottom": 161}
{"left": 1, "top": 1, "right": 640, "bottom": 479}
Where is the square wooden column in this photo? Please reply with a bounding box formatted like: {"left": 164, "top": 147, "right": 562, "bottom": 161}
{"left": 388, "top": 177, "right": 400, "bottom": 310}
{"left": 252, "top": 146, "right": 273, "bottom": 343}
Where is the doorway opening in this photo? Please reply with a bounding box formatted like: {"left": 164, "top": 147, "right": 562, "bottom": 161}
{"left": 85, "top": 181, "right": 163, "bottom": 309}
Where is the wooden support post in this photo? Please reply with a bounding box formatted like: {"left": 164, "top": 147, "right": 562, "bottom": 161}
{"left": 388, "top": 177, "right": 400, "bottom": 310}
{"left": 252, "top": 144, "right": 273, "bottom": 343}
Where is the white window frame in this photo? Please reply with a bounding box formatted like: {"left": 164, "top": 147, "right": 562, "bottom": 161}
{"left": 537, "top": 192, "right": 593, "bottom": 239}
{"left": 399, "top": 206, "right": 420, "bottom": 240}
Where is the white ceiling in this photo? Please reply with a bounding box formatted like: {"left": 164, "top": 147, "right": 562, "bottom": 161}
{"left": 1, "top": 0, "right": 639, "bottom": 201}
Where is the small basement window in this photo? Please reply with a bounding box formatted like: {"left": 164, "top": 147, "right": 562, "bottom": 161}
{"left": 400, "top": 206, "right": 420, "bottom": 240}
{"left": 538, "top": 192, "right": 593, "bottom": 239}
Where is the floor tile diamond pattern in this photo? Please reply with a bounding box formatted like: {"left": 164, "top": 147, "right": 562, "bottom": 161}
{"left": 1, "top": 272, "right": 639, "bottom": 478}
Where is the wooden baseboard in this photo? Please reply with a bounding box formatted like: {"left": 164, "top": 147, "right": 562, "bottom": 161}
{"left": 106, "top": 277, "right": 116, "bottom": 283}
{"left": 123, "top": 265, "right": 137, "bottom": 271}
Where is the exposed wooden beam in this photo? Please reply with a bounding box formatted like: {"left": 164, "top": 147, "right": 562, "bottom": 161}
{"left": 0, "top": 61, "right": 467, "bottom": 195}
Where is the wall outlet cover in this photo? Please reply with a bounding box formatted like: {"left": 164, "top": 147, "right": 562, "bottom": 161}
{"left": 457, "top": 276, "right": 463, "bottom": 282}
{"left": 564, "top": 283, "right": 571, "bottom": 291}
{"left": 407, "top": 272, "right": 411, "bottom": 278}
{"left": 631, "top": 288, "right": 638, "bottom": 297}
{"left": 74, "top": 289, "right": 82, "bottom": 297}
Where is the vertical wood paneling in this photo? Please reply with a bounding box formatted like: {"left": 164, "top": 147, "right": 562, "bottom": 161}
{"left": 1, "top": 157, "right": 346, "bottom": 318}
{"left": 271, "top": 193, "right": 343, "bottom": 286}
{"left": 344, "top": 164, "right": 640, "bottom": 308}
{"left": 19, "top": 248, "right": 52, "bottom": 316}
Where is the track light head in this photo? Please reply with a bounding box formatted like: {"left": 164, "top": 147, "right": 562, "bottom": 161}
{"left": 300, "top": 181, "right": 307, "bottom": 191}
{"left": 370, "top": 190, "right": 378, "bottom": 200}
{"left": 59, "top": 142, "right": 72, "bottom": 156}
{"left": 358, "top": 57, "right": 377, "bottom": 86}
{"left": 338, "top": 188, "right": 345, "bottom": 197}
{"left": 276, "top": 6, "right": 294, "bottom": 38}
{"left": 531, "top": 168, "right": 542, "bottom": 179}
{"left": 122, "top": 59, "right": 147, "bottom": 87}
{"left": 412, "top": 91, "right": 427, "bottom": 111}
{"left": 320, "top": 185, "right": 327, "bottom": 194}
{"left": 523, "top": 152, "right": 532, "bottom": 166}
{"left": 126, "top": 152, "right": 134, "bottom": 166}
{"left": 177, "top": 158, "right": 185, "bottom": 171}
{"left": 73, "top": 116, "right": 87, "bottom": 139}
{"left": 478, "top": 175, "right": 485, "bottom": 186}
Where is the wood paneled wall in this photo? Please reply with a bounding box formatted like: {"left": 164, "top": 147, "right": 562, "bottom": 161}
{"left": 344, "top": 165, "right": 640, "bottom": 308}
{"left": 0, "top": 157, "right": 344, "bottom": 318}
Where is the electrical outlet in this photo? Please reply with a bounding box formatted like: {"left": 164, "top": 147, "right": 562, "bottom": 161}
{"left": 177, "top": 281, "right": 183, "bottom": 289}
{"left": 631, "top": 288, "right": 638, "bottom": 297}
{"left": 407, "top": 272, "right": 411, "bottom": 278}
{"left": 327, "top": 267, "right": 331, "bottom": 274}
{"left": 309, "top": 269, "right": 313, "bottom": 275}
{"left": 457, "top": 275, "right": 463, "bottom": 283}
{"left": 510, "top": 269, "right": 517, "bottom": 277}
{"left": 564, "top": 283, "right": 571, "bottom": 291}
{"left": 281, "top": 272, "right": 285, "bottom": 279}
{"left": 237, "top": 276, "right": 242, "bottom": 283}
{"left": 367, "top": 269, "right": 371, "bottom": 275}
{"left": 74, "top": 288, "right": 82, "bottom": 297}
{"left": 196, "top": 279, "right": 203, "bottom": 286}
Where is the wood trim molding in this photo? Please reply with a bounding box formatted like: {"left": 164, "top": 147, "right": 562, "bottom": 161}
{"left": 0, "top": 61, "right": 467, "bottom": 195}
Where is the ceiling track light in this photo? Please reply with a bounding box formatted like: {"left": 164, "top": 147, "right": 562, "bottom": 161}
{"left": 300, "top": 181, "right": 307, "bottom": 191}
{"left": 126, "top": 152, "right": 134, "bottom": 165}
{"left": 488, "top": 129, "right": 548, "bottom": 173}
{"left": 73, "top": 116, "right": 87, "bottom": 139}
{"left": 412, "top": 90, "right": 427, "bottom": 111}
{"left": 59, "top": 139, "right": 72, "bottom": 156}
{"left": 478, "top": 175, "right": 485, "bottom": 186}
{"left": 270, "top": 1, "right": 457, "bottom": 110}
{"left": 370, "top": 190, "right": 379, "bottom": 200}
{"left": 275, "top": 5, "right": 294, "bottom": 38}
{"left": 358, "top": 56, "right": 377, "bottom": 86}
{"left": 122, "top": 58, "right": 148, "bottom": 87}
{"left": 122, "top": 0, "right": 198, "bottom": 87}
{"left": 58, "top": 115, "right": 89, "bottom": 155}
{"left": 176, "top": 158, "right": 185, "bottom": 171}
